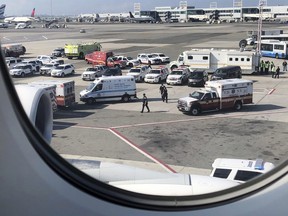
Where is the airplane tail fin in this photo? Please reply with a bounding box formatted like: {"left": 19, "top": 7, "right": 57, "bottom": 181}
{"left": 31, "top": 8, "right": 35, "bottom": 17}
{"left": 0, "top": 4, "right": 6, "bottom": 19}
{"left": 129, "top": 11, "right": 134, "bottom": 19}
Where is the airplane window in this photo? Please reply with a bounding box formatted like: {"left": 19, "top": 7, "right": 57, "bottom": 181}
{"left": 1, "top": 3, "right": 288, "bottom": 215}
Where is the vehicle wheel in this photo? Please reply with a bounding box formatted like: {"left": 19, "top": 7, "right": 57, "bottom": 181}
{"left": 158, "top": 77, "right": 161, "bottom": 83}
{"left": 122, "top": 95, "right": 130, "bottom": 102}
{"left": 190, "top": 106, "right": 200, "bottom": 116}
{"left": 129, "top": 63, "right": 133, "bottom": 67}
{"left": 21, "top": 73, "right": 25, "bottom": 77}
{"left": 171, "top": 65, "right": 177, "bottom": 70}
{"left": 67, "top": 57, "right": 72, "bottom": 60}
{"left": 61, "top": 73, "right": 65, "bottom": 77}
{"left": 71, "top": 70, "right": 75, "bottom": 74}
{"left": 275, "top": 53, "right": 279, "bottom": 59}
{"left": 148, "top": 61, "right": 151, "bottom": 65}
{"left": 86, "top": 98, "right": 95, "bottom": 105}
{"left": 234, "top": 101, "right": 242, "bottom": 111}
{"left": 239, "top": 39, "right": 247, "bottom": 48}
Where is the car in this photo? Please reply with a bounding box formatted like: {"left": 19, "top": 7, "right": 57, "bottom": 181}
{"left": 51, "top": 47, "right": 65, "bottom": 57}
{"left": 102, "top": 67, "right": 122, "bottom": 77}
{"left": 50, "top": 64, "right": 75, "bottom": 77}
{"left": 116, "top": 56, "right": 140, "bottom": 67}
{"left": 9, "top": 64, "right": 33, "bottom": 77}
{"left": 0, "top": 22, "right": 8, "bottom": 28}
{"left": 51, "top": 59, "right": 65, "bottom": 65}
{"left": 144, "top": 66, "right": 169, "bottom": 83}
{"left": 5, "top": 57, "right": 22, "bottom": 69}
{"left": 80, "top": 29, "right": 86, "bottom": 33}
{"left": 81, "top": 65, "right": 108, "bottom": 81}
{"left": 137, "top": 53, "right": 161, "bottom": 65}
{"left": 210, "top": 66, "right": 242, "bottom": 81}
{"left": 166, "top": 67, "right": 190, "bottom": 85}
{"left": 39, "top": 63, "right": 60, "bottom": 76}
{"left": 151, "top": 53, "right": 170, "bottom": 64}
{"left": 36, "top": 55, "right": 58, "bottom": 65}
{"left": 126, "top": 65, "right": 151, "bottom": 82}
{"left": 20, "top": 60, "right": 42, "bottom": 72}
{"left": 188, "top": 69, "right": 209, "bottom": 87}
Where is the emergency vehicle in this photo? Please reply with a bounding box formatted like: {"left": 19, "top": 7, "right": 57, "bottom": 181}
{"left": 210, "top": 158, "right": 275, "bottom": 183}
{"left": 144, "top": 66, "right": 169, "bottom": 83}
{"left": 85, "top": 51, "right": 127, "bottom": 68}
{"left": 80, "top": 76, "right": 137, "bottom": 104}
{"left": 64, "top": 42, "right": 101, "bottom": 59}
{"left": 169, "top": 48, "right": 260, "bottom": 75}
{"left": 177, "top": 79, "right": 253, "bottom": 115}
{"left": 29, "top": 80, "right": 75, "bottom": 107}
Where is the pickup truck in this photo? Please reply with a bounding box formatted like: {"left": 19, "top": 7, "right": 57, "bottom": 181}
{"left": 177, "top": 79, "right": 253, "bottom": 115}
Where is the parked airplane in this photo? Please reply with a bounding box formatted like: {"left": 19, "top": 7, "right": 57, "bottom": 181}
{"left": 128, "top": 11, "right": 157, "bottom": 23}
{"left": 4, "top": 8, "right": 39, "bottom": 24}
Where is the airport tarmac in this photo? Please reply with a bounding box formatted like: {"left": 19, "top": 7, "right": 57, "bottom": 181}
{"left": 5, "top": 22, "right": 288, "bottom": 175}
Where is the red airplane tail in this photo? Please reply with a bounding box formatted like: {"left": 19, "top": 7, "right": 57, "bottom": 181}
{"left": 31, "top": 8, "right": 35, "bottom": 17}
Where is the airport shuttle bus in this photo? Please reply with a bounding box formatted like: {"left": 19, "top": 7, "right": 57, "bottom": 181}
{"left": 257, "top": 40, "right": 288, "bottom": 59}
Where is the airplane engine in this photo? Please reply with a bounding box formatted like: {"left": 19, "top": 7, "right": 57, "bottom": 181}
{"left": 15, "top": 85, "right": 53, "bottom": 144}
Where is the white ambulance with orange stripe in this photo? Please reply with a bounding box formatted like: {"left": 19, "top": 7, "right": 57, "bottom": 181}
{"left": 30, "top": 80, "right": 75, "bottom": 108}
{"left": 177, "top": 79, "right": 253, "bottom": 115}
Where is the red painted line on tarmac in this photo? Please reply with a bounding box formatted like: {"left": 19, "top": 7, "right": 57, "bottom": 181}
{"left": 109, "top": 128, "right": 177, "bottom": 173}
{"left": 268, "top": 88, "right": 276, "bottom": 95}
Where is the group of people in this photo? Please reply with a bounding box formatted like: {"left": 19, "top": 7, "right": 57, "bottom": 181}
{"left": 260, "top": 59, "right": 287, "bottom": 79}
{"left": 141, "top": 84, "right": 169, "bottom": 113}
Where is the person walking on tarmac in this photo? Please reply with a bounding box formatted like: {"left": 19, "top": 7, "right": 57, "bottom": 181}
{"left": 159, "top": 84, "right": 165, "bottom": 101}
{"left": 141, "top": 93, "right": 150, "bottom": 113}
{"left": 260, "top": 60, "right": 265, "bottom": 74}
{"left": 270, "top": 61, "right": 275, "bottom": 74}
{"left": 162, "top": 86, "right": 168, "bottom": 103}
{"left": 283, "top": 60, "right": 287, "bottom": 72}
{"left": 265, "top": 60, "right": 270, "bottom": 74}
{"left": 275, "top": 66, "right": 280, "bottom": 79}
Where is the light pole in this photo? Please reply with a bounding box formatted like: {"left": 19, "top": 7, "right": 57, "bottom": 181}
{"left": 256, "top": 0, "right": 264, "bottom": 56}
{"left": 50, "top": 0, "right": 53, "bottom": 17}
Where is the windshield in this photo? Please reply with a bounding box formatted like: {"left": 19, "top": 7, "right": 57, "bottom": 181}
{"left": 189, "top": 72, "right": 203, "bottom": 78}
{"left": 86, "top": 68, "right": 96, "bottom": 71}
{"left": 55, "top": 66, "right": 64, "bottom": 70}
{"left": 214, "top": 69, "right": 226, "bottom": 75}
{"left": 170, "top": 70, "right": 183, "bottom": 75}
{"left": 44, "top": 64, "right": 54, "bottom": 68}
{"left": 129, "top": 69, "right": 140, "bottom": 73}
{"left": 189, "top": 91, "right": 204, "bottom": 100}
{"left": 13, "top": 65, "right": 25, "bottom": 69}
{"left": 86, "top": 83, "right": 96, "bottom": 91}
{"left": 149, "top": 69, "right": 160, "bottom": 74}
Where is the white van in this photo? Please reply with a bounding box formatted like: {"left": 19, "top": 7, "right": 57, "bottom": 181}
{"left": 80, "top": 76, "right": 137, "bottom": 104}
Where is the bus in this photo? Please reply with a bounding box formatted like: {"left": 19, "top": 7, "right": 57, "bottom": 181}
{"left": 256, "top": 40, "right": 288, "bottom": 59}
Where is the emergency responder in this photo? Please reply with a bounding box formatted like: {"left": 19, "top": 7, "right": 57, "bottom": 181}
{"left": 264, "top": 60, "right": 270, "bottom": 74}
{"left": 260, "top": 60, "right": 265, "bottom": 74}
{"left": 141, "top": 93, "right": 150, "bottom": 113}
{"left": 162, "top": 86, "right": 168, "bottom": 103}
{"left": 159, "top": 84, "right": 166, "bottom": 101}
{"left": 270, "top": 61, "right": 275, "bottom": 78}
{"left": 275, "top": 66, "right": 280, "bottom": 79}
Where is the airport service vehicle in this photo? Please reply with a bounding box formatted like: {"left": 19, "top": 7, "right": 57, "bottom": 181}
{"left": 137, "top": 53, "right": 161, "bottom": 65}
{"left": 81, "top": 65, "right": 108, "bottom": 81}
{"left": 1, "top": 43, "right": 26, "bottom": 57}
{"left": 80, "top": 75, "right": 137, "bottom": 104}
{"left": 51, "top": 47, "right": 65, "bottom": 57}
{"left": 255, "top": 40, "right": 288, "bottom": 59}
{"left": 50, "top": 64, "right": 75, "bottom": 77}
{"left": 36, "top": 55, "right": 57, "bottom": 65}
{"left": 85, "top": 51, "right": 127, "bottom": 68}
{"left": 126, "top": 65, "right": 151, "bottom": 82}
{"left": 64, "top": 41, "right": 101, "bottom": 59}
{"left": 151, "top": 53, "right": 170, "bottom": 63}
{"left": 177, "top": 79, "right": 253, "bottom": 115}
{"left": 9, "top": 64, "right": 33, "bottom": 77}
{"left": 166, "top": 67, "right": 190, "bottom": 85}
{"left": 5, "top": 57, "right": 22, "bottom": 69}
{"left": 116, "top": 56, "right": 140, "bottom": 67}
{"left": 188, "top": 69, "right": 209, "bottom": 87}
{"left": 169, "top": 49, "right": 260, "bottom": 75}
{"left": 39, "top": 63, "right": 59, "bottom": 76}
{"left": 210, "top": 158, "right": 275, "bottom": 183}
{"left": 30, "top": 80, "right": 75, "bottom": 107}
{"left": 144, "top": 67, "right": 169, "bottom": 83}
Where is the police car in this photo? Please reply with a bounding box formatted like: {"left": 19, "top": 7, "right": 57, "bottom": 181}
{"left": 144, "top": 66, "right": 169, "bottom": 83}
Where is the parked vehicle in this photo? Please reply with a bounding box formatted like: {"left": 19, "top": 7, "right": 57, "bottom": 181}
{"left": 210, "top": 66, "right": 242, "bottom": 81}
{"left": 137, "top": 53, "right": 161, "bottom": 65}
{"left": 151, "top": 53, "right": 170, "bottom": 63}
{"left": 9, "top": 64, "right": 33, "bottom": 77}
{"left": 102, "top": 67, "right": 122, "bottom": 76}
{"left": 81, "top": 65, "right": 108, "bottom": 81}
{"left": 5, "top": 57, "right": 22, "bottom": 69}
{"left": 2, "top": 43, "right": 26, "bottom": 57}
{"left": 126, "top": 65, "right": 151, "bottom": 82}
{"left": 80, "top": 76, "right": 137, "bottom": 104}
{"left": 188, "top": 69, "right": 209, "bottom": 87}
{"left": 210, "top": 158, "right": 275, "bottom": 183}
{"left": 40, "top": 63, "right": 60, "bottom": 76}
{"left": 166, "top": 67, "right": 190, "bottom": 85}
{"left": 177, "top": 79, "right": 253, "bottom": 115}
{"left": 51, "top": 47, "right": 65, "bottom": 57}
{"left": 19, "top": 59, "right": 42, "bottom": 72}
{"left": 65, "top": 41, "right": 101, "bottom": 59}
{"left": 30, "top": 80, "right": 75, "bottom": 107}
{"left": 85, "top": 51, "right": 126, "bottom": 68}
{"left": 169, "top": 49, "right": 260, "bottom": 74}
{"left": 116, "top": 56, "right": 140, "bottom": 67}
{"left": 51, "top": 64, "right": 75, "bottom": 77}
{"left": 36, "top": 55, "right": 57, "bottom": 65}
{"left": 144, "top": 66, "right": 169, "bottom": 83}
